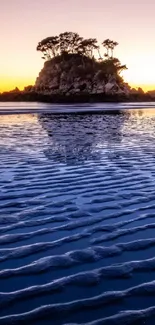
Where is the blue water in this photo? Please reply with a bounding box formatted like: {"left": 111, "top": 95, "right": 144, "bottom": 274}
{"left": 1, "top": 103, "right": 155, "bottom": 324}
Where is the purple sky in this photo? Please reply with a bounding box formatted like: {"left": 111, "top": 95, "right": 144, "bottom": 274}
{"left": 1, "top": 0, "right": 155, "bottom": 91}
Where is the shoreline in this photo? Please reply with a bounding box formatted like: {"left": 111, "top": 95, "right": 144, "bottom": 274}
{"left": 1, "top": 102, "right": 155, "bottom": 115}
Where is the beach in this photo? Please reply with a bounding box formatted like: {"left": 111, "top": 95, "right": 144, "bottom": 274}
{"left": 0, "top": 103, "right": 155, "bottom": 324}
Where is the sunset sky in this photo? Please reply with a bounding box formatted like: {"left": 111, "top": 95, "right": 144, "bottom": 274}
{"left": 1, "top": 0, "right": 155, "bottom": 92}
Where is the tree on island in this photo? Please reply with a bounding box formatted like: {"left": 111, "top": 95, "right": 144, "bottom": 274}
{"left": 102, "top": 39, "right": 111, "bottom": 57}
{"left": 59, "top": 32, "right": 83, "bottom": 54}
{"left": 37, "top": 36, "right": 60, "bottom": 59}
{"left": 102, "top": 39, "right": 118, "bottom": 58}
{"left": 77, "top": 38, "right": 99, "bottom": 58}
{"left": 36, "top": 31, "right": 127, "bottom": 80}
{"left": 110, "top": 41, "right": 119, "bottom": 58}
{"left": 37, "top": 32, "right": 100, "bottom": 59}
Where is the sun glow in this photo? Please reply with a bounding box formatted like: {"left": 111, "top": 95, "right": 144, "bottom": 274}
{"left": 124, "top": 70, "right": 155, "bottom": 92}
{"left": 121, "top": 53, "right": 155, "bottom": 92}
{"left": 0, "top": 77, "right": 36, "bottom": 92}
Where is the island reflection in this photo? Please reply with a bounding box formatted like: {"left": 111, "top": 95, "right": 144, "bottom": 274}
{"left": 38, "top": 112, "right": 127, "bottom": 164}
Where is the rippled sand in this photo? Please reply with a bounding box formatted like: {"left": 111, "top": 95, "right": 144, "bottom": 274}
{"left": 0, "top": 107, "right": 155, "bottom": 324}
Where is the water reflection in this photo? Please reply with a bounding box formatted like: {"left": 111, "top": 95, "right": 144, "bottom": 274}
{"left": 38, "top": 112, "right": 127, "bottom": 164}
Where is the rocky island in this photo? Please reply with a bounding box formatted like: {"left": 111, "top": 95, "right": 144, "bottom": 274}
{"left": 35, "top": 33, "right": 128, "bottom": 98}
{"left": 0, "top": 32, "right": 154, "bottom": 102}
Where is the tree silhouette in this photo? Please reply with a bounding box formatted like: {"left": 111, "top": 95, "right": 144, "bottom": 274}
{"left": 102, "top": 39, "right": 118, "bottom": 58}
{"left": 59, "top": 32, "right": 83, "bottom": 55}
{"left": 110, "top": 41, "right": 118, "bottom": 58}
{"left": 37, "top": 36, "right": 59, "bottom": 59}
{"left": 110, "top": 58, "right": 127, "bottom": 75}
{"left": 77, "top": 38, "right": 99, "bottom": 58}
{"left": 98, "top": 57, "right": 127, "bottom": 82}
{"left": 37, "top": 34, "right": 119, "bottom": 61}
{"left": 37, "top": 33, "right": 99, "bottom": 59}
{"left": 102, "top": 39, "right": 111, "bottom": 58}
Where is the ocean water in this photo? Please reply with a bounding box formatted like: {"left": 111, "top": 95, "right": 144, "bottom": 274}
{"left": 1, "top": 103, "right": 155, "bottom": 324}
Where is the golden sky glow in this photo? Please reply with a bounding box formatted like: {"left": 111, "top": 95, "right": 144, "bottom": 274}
{"left": 0, "top": 0, "right": 155, "bottom": 92}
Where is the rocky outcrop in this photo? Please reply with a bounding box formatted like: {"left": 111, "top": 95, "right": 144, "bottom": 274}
{"left": 35, "top": 54, "right": 130, "bottom": 97}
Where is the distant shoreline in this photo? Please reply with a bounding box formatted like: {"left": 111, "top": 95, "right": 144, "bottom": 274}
{"left": 0, "top": 92, "right": 155, "bottom": 104}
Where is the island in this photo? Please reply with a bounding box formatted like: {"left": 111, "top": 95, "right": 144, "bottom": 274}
{"left": 0, "top": 31, "right": 154, "bottom": 103}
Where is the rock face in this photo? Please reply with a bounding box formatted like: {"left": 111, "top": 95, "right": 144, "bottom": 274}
{"left": 35, "top": 54, "right": 130, "bottom": 97}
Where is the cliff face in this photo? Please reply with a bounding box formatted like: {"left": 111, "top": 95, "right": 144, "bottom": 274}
{"left": 35, "top": 54, "right": 130, "bottom": 97}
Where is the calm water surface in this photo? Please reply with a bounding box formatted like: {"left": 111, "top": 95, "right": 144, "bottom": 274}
{"left": 1, "top": 105, "right": 155, "bottom": 324}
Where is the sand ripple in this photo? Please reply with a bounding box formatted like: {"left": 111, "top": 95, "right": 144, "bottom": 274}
{"left": 0, "top": 108, "right": 155, "bottom": 324}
